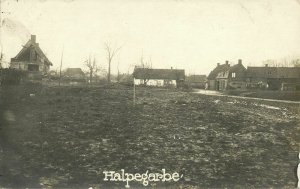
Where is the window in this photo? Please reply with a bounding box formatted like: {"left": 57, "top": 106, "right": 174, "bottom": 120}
{"left": 28, "top": 64, "right": 39, "bottom": 71}
{"left": 231, "top": 72, "right": 236, "bottom": 78}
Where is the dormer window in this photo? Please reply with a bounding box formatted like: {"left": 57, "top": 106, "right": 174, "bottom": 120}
{"left": 232, "top": 72, "right": 236, "bottom": 78}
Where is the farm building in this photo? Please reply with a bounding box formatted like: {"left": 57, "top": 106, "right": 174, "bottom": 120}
{"left": 207, "top": 61, "right": 230, "bottom": 90}
{"left": 132, "top": 67, "right": 185, "bottom": 87}
{"left": 246, "top": 65, "right": 300, "bottom": 90}
{"left": 216, "top": 59, "right": 247, "bottom": 90}
{"left": 63, "top": 68, "right": 86, "bottom": 82}
{"left": 10, "top": 35, "right": 52, "bottom": 77}
{"left": 186, "top": 75, "right": 207, "bottom": 89}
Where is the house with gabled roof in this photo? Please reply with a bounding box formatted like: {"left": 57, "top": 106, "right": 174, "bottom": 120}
{"left": 63, "top": 68, "right": 86, "bottom": 82}
{"left": 207, "top": 61, "right": 230, "bottom": 90}
{"left": 132, "top": 67, "right": 185, "bottom": 87}
{"left": 216, "top": 59, "right": 247, "bottom": 90}
{"left": 10, "top": 35, "right": 52, "bottom": 75}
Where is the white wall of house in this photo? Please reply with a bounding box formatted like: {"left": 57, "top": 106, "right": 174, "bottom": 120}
{"left": 10, "top": 62, "right": 26, "bottom": 70}
{"left": 134, "top": 78, "right": 176, "bottom": 86}
{"left": 10, "top": 61, "right": 50, "bottom": 73}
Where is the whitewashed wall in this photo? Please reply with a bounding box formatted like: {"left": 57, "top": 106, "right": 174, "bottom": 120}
{"left": 134, "top": 79, "right": 176, "bottom": 87}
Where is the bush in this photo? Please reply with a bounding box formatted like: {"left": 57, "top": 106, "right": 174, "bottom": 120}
{"left": 0, "top": 68, "right": 26, "bottom": 85}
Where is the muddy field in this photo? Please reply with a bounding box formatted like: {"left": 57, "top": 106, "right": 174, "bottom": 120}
{"left": 0, "top": 84, "right": 299, "bottom": 188}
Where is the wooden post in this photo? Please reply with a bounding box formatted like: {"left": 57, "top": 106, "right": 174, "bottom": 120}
{"left": 58, "top": 46, "right": 64, "bottom": 86}
{"left": 133, "top": 77, "right": 136, "bottom": 105}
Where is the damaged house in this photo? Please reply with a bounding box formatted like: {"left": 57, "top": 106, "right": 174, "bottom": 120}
{"left": 10, "top": 35, "right": 52, "bottom": 78}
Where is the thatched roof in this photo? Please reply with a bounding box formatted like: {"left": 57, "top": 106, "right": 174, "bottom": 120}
{"left": 64, "top": 68, "right": 85, "bottom": 77}
{"left": 207, "top": 63, "right": 230, "bottom": 80}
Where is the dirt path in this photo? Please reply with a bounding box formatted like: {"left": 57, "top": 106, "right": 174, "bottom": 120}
{"left": 194, "top": 89, "right": 300, "bottom": 104}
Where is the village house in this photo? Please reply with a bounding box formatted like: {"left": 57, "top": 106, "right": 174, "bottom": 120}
{"left": 63, "top": 68, "right": 86, "bottom": 82}
{"left": 216, "top": 59, "right": 247, "bottom": 90}
{"left": 10, "top": 35, "right": 52, "bottom": 78}
{"left": 186, "top": 74, "right": 207, "bottom": 89}
{"left": 246, "top": 65, "right": 300, "bottom": 90}
{"left": 207, "top": 61, "right": 230, "bottom": 90}
{"left": 132, "top": 67, "right": 185, "bottom": 87}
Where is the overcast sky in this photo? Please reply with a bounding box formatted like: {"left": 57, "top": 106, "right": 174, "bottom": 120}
{"left": 1, "top": 0, "right": 300, "bottom": 75}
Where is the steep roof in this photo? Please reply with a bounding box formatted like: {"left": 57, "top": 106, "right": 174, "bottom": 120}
{"left": 133, "top": 68, "right": 185, "bottom": 80}
{"left": 64, "top": 68, "right": 85, "bottom": 76}
{"left": 247, "top": 67, "right": 300, "bottom": 78}
{"left": 216, "top": 63, "right": 246, "bottom": 79}
{"left": 12, "top": 35, "right": 52, "bottom": 66}
{"left": 207, "top": 63, "right": 230, "bottom": 80}
{"left": 230, "top": 63, "right": 246, "bottom": 72}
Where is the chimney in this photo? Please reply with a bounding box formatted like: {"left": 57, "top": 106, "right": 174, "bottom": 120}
{"left": 238, "top": 59, "right": 242, "bottom": 64}
{"left": 265, "top": 64, "right": 268, "bottom": 67}
{"left": 31, "top": 35, "right": 36, "bottom": 43}
{"left": 171, "top": 67, "right": 173, "bottom": 69}
{"left": 217, "top": 63, "right": 220, "bottom": 66}
{"left": 225, "top": 60, "right": 229, "bottom": 65}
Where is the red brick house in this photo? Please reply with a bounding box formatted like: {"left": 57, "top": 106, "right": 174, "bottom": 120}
{"left": 216, "top": 59, "right": 247, "bottom": 90}
{"left": 207, "top": 61, "right": 230, "bottom": 90}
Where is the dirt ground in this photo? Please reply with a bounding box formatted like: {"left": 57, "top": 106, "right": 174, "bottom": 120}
{"left": 0, "top": 84, "right": 299, "bottom": 188}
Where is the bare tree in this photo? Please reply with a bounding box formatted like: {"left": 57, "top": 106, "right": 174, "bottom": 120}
{"left": 291, "top": 59, "right": 300, "bottom": 67}
{"left": 104, "top": 42, "right": 122, "bottom": 83}
{"left": 84, "top": 55, "right": 99, "bottom": 84}
{"left": 117, "top": 60, "right": 121, "bottom": 83}
{"left": 262, "top": 57, "right": 300, "bottom": 67}
{"left": 135, "top": 55, "right": 152, "bottom": 85}
{"left": 139, "top": 55, "right": 152, "bottom": 69}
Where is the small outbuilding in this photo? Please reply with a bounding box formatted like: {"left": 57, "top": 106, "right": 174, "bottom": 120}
{"left": 63, "top": 68, "right": 86, "bottom": 82}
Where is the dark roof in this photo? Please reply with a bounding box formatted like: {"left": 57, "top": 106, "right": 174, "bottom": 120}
{"left": 64, "top": 68, "right": 85, "bottom": 76}
{"left": 216, "top": 63, "right": 246, "bottom": 79}
{"left": 247, "top": 67, "right": 300, "bottom": 78}
{"left": 230, "top": 63, "right": 246, "bottom": 72}
{"left": 186, "top": 75, "right": 206, "bottom": 82}
{"left": 133, "top": 68, "right": 185, "bottom": 80}
{"left": 12, "top": 35, "right": 52, "bottom": 66}
{"left": 207, "top": 63, "right": 230, "bottom": 80}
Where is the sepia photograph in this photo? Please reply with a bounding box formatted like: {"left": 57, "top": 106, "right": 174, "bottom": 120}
{"left": 0, "top": 0, "right": 300, "bottom": 188}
